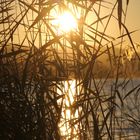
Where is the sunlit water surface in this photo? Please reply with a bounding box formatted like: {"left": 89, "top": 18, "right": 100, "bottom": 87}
{"left": 56, "top": 78, "right": 140, "bottom": 140}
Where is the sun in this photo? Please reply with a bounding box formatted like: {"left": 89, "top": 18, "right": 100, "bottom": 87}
{"left": 52, "top": 11, "right": 78, "bottom": 33}
{"left": 58, "top": 12, "right": 77, "bottom": 32}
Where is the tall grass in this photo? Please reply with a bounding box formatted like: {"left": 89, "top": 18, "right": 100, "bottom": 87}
{"left": 0, "top": 0, "right": 140, "bottom": 139}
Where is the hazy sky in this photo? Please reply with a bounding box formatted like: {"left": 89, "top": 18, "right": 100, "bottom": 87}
{"left": 126, "top": 0, "right": 140, "bottom": 43}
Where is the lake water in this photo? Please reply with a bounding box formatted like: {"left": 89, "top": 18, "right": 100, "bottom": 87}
{"left": 57, "top": 78, "right": 140, "bottom": 139}
{"left": 102, "top": 78, "right": 140, "bottom": 119}
{"left": 96, "top": 78, "right": 140, "bottom": 140}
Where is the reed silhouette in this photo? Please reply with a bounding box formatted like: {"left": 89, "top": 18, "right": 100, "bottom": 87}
{"left": 0, "top": 0, "right": 140, "bottom": 139}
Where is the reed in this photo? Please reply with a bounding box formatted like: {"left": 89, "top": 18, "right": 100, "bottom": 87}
{"left": 0, "top": 0, "right": 140, "bottom": 139}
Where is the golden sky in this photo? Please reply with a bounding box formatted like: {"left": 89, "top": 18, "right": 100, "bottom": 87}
{"left": 126, "top": 0, "right": 140, "bottom": 43}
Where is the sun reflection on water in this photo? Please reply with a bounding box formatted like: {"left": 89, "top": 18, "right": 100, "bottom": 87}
{"left": 57, "top": 80, "right": 81, "bottom": 140}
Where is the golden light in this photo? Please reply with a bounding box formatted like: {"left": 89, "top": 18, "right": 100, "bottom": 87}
{"left": 52, "top": 11, "right": 78, "bottom": 33}
{"left": 57, "top": 80, "right": 81, "bottom": 139}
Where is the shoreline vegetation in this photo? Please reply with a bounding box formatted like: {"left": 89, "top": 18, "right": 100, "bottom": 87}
{"left": 0, "top": 0, "right": 140, "bottom": 139}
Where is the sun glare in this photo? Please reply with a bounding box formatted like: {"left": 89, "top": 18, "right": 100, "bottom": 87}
{"left": 52, "top": 11, "right": 78, "bottom": 33}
